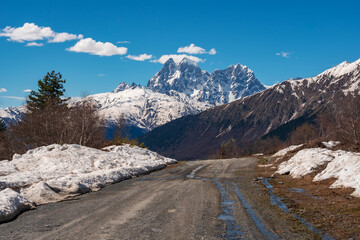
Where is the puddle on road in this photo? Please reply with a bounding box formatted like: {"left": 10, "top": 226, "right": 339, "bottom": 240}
{"left": 214, "top": 178, "right": 243, "bottom": 239}
{"left": 289, "top": 187, "right": 322, "bottom": 200}
{"left": 231, "top": 183, "right": 279, "bottom": 240}
{"left": 262, "top": 178, "right": 334, "bottom": 240}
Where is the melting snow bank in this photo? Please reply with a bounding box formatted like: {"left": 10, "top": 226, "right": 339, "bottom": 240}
{"left": 0, "top": 144, "right": 176, "bottom": 222}
{"left": 0, "top": 188, "right": 34, "bottom": 223}
{"left": 276, "top": 148, "right": 360, "bottom": 197}
{"left": 272, "top": 144, "right": 303, "bottom": 158}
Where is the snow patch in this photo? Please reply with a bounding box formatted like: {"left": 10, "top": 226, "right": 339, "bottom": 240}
{"left": 276, "top": 146, "right": 360, "bottom": 197}
{"left": 276, "top": 148, "right": 335, "bottom": 178}
{"left": 0, "top": 188, "right": 34, "bottom": 223}
{"left": 313, "top": 152, "right": 360, "bottom": 197}
{"left": 272, "top": 144, "right": 303, "bottom": 158}
{"left": 322, "top": 141, "right": 340, "bottom": 149}
{"left": 0, "top": 144, "right": 176, "bottom": 220}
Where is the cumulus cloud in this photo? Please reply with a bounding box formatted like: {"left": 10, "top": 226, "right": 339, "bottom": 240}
{"left": 276, "top": 51, "right": 291, "bottom": 58}
{"left": 117, "top": 41, "right": 130, "bottom": 44}
{"left": 67, "top": 38, "right": 128, "bottom": 56}
{"left": 177, "top": 43, "right": 216, "bottom": 55}
{"left": 0, "top": 88, "right": 7, "bottom": 93}
{"left": 49, "top": 33, "right": 83, "bottom": 43}
{"left": 152, "top": 54, "right": 205, "bottom": 64}
{"left": 26, "top": 42, "right": 43, "bottom": 47}
{"left": 23, "top": 89, "right": 32, "bottom": 92}
{"left": 126, "top": 54, "right": 153, "bottom": 61}
{"left": 0, "top": 23, "right": 82, "bottom": 43}
{"left": 208, "top": 48, "right": 216, "bottom": 55}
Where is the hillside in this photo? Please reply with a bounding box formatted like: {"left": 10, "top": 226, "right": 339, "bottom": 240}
{"left": 140, "top": 59, "right": 360, "bottom": 160}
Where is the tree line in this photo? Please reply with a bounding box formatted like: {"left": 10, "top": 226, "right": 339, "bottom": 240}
{"left": 0, "top": 71, "right": 142, "bottom": 161}
{"left": 211, "top": 93, "right": 360, "bottom": 158}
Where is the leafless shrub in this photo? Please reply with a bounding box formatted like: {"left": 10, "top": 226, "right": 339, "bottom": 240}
{"left": 9, "top": 99, "right": 106, "bottom": 154}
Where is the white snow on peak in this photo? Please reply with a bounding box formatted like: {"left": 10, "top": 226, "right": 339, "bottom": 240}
{"left": 0, "top": 143, "right": 176, "bottom": 220}
{"left": 179, "top": 57, "right": 198, "bottom": 66}
{"left": 0, "top": 106, "right": 27, "bottom": 125}
{"left": 318, "top": 59, "right": 360, "bottom": 78}
{"left": 83, "top": 86, "right": 210, "bottom": 131}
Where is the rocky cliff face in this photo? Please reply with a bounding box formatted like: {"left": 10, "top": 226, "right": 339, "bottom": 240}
{"left": 147, "top": 57, "right": 265, "bottom": 105}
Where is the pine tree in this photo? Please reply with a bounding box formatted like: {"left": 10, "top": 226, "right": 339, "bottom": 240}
{"left": 26, "top": 71, "right": 67, "bottom": 111}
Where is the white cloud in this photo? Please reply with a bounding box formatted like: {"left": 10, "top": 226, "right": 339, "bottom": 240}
{"left": 23, "top": 89, "right": 32, "bottom": 92}
{"left": 0, "top": 23, "right": 54, "bottom": 42}
{"left": 117, "top": 41, "right": 130, "bottom": 44}
{"left": 49, "top": 33, "right": 83, "bottom": 43}
{"left": 0, "top": 23, "right": 82, "bottom": 44}
{"left": 208, "top": 48, "right": 216, "bottom": 55}
{"left": 177, "top": 43, "right": 217, "bottom": 55}
{"left": 97, "top": 74, "right": 105, "bottom": 77}
{"left": 126, "top": 54, "right": 153, "bottom": 61}
{"left": 67, "top": 38, "right": 128, "bottom": 56}
{"left": 152, "top": 54, "right": 205, "bottom": 64}
{"left": 0, "top": 96, "right": 26, "bottom": 100}
{"left": 276, "top": 51, "right": 291, "bottom": 58}
{"left": 26, "top": 42, "right": 43, "bottom": 47}
{"left": 0, "top": 88, "right": 7, "bottom": 93}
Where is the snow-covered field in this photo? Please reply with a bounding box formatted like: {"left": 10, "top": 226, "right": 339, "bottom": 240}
{"left": 275, "top": 146, "right": 360, "bottom": 197}
{"left": 0, "top": 144, "right": 176, "bottom": 223}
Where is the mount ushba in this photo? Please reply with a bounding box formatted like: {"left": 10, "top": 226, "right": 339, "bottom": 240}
{"left": 0, "top": 58, "right": 266, "bottom": 137}
{"left": 140, "top": 59, "right": 360, "bottom": 160}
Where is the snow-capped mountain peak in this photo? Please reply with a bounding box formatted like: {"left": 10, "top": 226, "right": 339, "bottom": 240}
{"left": 148, "top": 57, "right": 265, "bottom": 105}
{"left": 113, "top": 82, "right": 139, "bottom": 93}
{"left": 319, "top": 59, "right": 360, "bottom": 78}
{"left": 179, "top": 57, "right": 198, "bottom": 67}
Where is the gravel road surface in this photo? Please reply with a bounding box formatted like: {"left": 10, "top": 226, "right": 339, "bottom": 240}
{"left": 0, "top": 158, "right": 314, "bottom": 239}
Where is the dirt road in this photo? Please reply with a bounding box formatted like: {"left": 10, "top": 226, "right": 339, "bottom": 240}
{"left": 0, "top": 158, "right": 314, "bottom": 239}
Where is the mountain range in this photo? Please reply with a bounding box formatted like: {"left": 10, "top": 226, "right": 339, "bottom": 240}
{"left": 0, "top": 57, "right": 266, "bottom": 138}
{"left": 140, "top": 59, "right": 360, "bottom": 160}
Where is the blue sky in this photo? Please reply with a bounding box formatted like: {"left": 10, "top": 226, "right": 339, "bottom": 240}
{"left": 1, "top": 0, "right": 360, "bottom": 108}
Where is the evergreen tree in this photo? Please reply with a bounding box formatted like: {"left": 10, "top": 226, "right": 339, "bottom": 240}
{"left": 26, "top": 71, "right": 67, "bottom": 111}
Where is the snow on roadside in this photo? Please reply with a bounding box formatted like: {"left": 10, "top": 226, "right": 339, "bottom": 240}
{"left": 276, "top": 148, "right": 336, "bottom": 178}
{"left": 0, "top": 188, "right": 34, "bottom": 223}
{"left": 0, "top": 144, "right": 176, "bottom": 221}
{"left": 313, "top": 152, "right": 360, "bottom": 197}
{"left": 272, "top": 144, "right": 303, "bottom": 158}
{"left": 276, "top": 146, "right": 360, "bottom": 197}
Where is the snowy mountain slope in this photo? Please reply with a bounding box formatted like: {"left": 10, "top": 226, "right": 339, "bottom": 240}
{"left": 140, "top": 58, "right": 360, "bottom": 160}
{"left": 0, "top": 106, "right": 26, "bottom": 125}
{"left": 148, "top": 58, "right": 266, "bottom": 105}
{"left": 84, "top": 84, "right": 211, "bottom": 133}
{"left": 0, "top": 57, "right": 266, "bottom": 136}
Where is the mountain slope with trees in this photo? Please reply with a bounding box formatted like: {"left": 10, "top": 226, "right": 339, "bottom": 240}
{"left": 140, "top": 59, "right": 360, "bottom": 160}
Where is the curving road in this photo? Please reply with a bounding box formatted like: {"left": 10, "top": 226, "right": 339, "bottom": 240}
{"left": 0, "top": 158, "right": 314, "bottom": 239}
